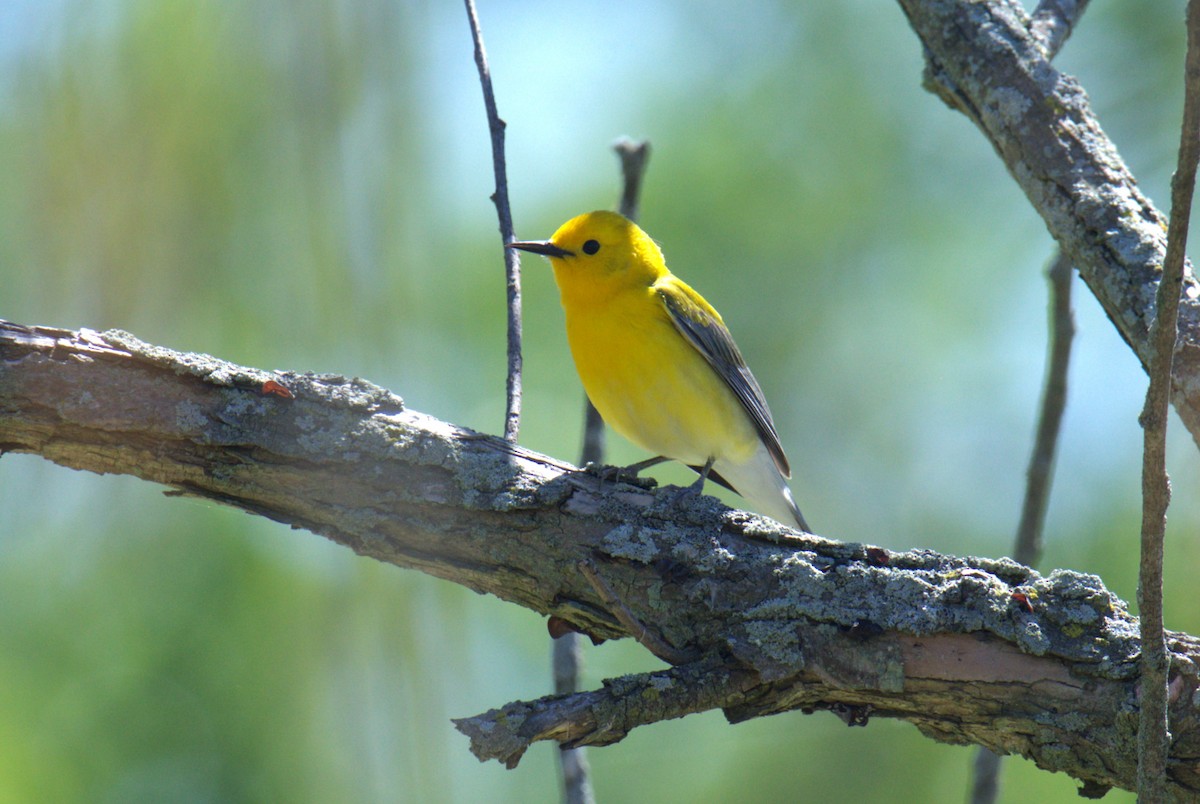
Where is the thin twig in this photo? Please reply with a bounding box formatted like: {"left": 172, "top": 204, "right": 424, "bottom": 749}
{"left": 557, "top": 440, "right": 599, "bottom": 804}
{"left": 578, "top": 403, "right": 606, "bottom": 468}
{"left": 577, "top": 561, "right": 696, "bottom": 666}
{"left": 576, "top": 139, "right": 652, "bottom": 466}
{"left": 1137, "top": 1, "right": 1200, "bottom": 797}
{"left": 1028, "top": 0, "right": 1093, "bottom": 58}
{"left": 575, "top": 139, "right": 654, "bottom": 466}
{"left": 970, "top": 251, "right": 1075, "bottom": 804}
{"left": 552, "top": 629, "right": 593, "bottom": 804}
{"left": 464, "top": 0, "right": 522, "bottom": 443}
{"left": 551, "top": 139, "right": 652, "bottom": 804}
{"left": 970, "top": 748, "right": 1001, "bottom": 804}
{"left": 1014, "top": 251, "right": 1075, "bottom": 569}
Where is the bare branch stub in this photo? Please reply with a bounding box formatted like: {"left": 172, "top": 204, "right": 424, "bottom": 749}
{"left": 613, "top": 137, "right": 651, "bottom": 222}
{"left": 1028, "top": 0, "right": 1093, "bottom": 58}
{"left": 453, "top": 657, "right": 761, "bottom": 769}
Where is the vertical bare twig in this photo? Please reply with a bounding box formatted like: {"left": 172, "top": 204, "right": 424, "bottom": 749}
{"left": 1013, "top": 251, "right": 1075, "bottom": 569}
{"left": 970, "top": 251, "right": 1075, "bottom": 804}
{"left": 578, "top": 403, "right": 606, "bottom": 467}
{"left": 464, "top": 0, "right": 522, "bottom": 443}
{"left": 577, "top": 138, "right": 652, "bottom": 466}
{"left": 1137, "top": 1, "right": 1200, "bottom": 797}
{"left": 552, "top": 137, "right": 652, "bottom": 804}
{"left": 970, "top": 748, "right": 1001, "bottom": 804}
{"left": 552, "top": 627, "right": 593, "bottom": 804}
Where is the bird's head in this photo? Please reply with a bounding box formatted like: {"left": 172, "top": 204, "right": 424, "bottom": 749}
{"left": 509, "top": 211, "right": 667, "bottom": 301}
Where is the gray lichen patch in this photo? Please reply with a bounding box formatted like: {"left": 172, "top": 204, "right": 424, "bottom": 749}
{"left": 452, "top": 443, "right": 537, "bottom": 511}
{"left": 1011, "top": 619, "right": 1053, "bottom": 656}
{"left": 987, "top": 84, "right": 1033, "bottom": 122}
{"left": 103, "top": 329, "right": 271, "bottom": 387}
{"left": 669, "top": 536, "right": 736, "bottom": 573}
{"left": 101, "top": 330, "right": 406, "bottom": 417}
{"left": 728, "top": 619, "right": 806, "bottom": 681}
{"left": 601, "top": 524, "right": 661, "bottom": 564}
{"left": 295, "top": 373, "right": 404, "bottom": 413}
{"left": 174, "top": 400, "right": 208, "bottom": 433}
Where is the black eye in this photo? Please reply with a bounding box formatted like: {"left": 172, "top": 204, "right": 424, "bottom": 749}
{"left": 582, "top": 239, "right": 600, "bottom": 255}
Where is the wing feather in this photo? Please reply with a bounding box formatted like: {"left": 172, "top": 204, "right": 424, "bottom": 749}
{"left": 657, "top": 282, "right": 791, "bottom": 477}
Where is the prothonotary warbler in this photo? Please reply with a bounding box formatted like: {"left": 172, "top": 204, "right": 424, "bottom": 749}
{"left": 509, "top": 210, "right": 811, "bottom": 532}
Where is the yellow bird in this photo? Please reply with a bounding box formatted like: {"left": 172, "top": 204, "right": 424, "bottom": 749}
{"left": 509, "top": 210, "right": 810, "bottom": 532}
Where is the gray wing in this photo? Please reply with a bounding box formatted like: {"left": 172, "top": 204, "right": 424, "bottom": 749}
{"left": 657, "top": 284, "right": 790, "bottom": 478}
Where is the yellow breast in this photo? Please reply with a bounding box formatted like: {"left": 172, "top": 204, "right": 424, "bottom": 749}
{"left": 562, "top": 284, "right": 759, "bottom": 466}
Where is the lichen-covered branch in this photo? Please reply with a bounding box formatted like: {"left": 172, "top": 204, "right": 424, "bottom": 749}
{"left": 897, "top": 0, "right": 1200, "bottom": 451}
{"left": 2, "top": 320, "right": 1200, "bottom": 796}
{"left": 453, "top": 657, "right": 763, "bottom": 770}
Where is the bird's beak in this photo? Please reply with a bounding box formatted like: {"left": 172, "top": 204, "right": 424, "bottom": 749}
{"left": 507, "top": 239, "right": 574, "bottom": 258}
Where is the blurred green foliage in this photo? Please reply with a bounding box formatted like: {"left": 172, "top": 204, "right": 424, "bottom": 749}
{"left": 0, "top": 0, "right": 1193, "bottom": 800}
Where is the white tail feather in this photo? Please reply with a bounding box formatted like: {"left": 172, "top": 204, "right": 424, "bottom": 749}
{"left": 714, "top": 441, "right": 810, "bottom": 532}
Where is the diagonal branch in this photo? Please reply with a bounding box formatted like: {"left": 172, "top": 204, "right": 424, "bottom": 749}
{"left": 897, "top": 0, "right": 1200, "bottom": 450}
{"left": 3, "top": 320, "right": 1200, "bottom": 796}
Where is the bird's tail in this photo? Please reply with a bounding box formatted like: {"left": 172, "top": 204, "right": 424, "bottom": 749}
{"left": 714, "top": 443, "right": 811, "bottom": 533}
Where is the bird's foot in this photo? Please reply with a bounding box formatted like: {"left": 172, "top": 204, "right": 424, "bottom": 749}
{"left": 582, "top": 456, "right": 667, "bottom": 489}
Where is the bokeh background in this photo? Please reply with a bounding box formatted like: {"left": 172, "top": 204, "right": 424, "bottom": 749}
{"left": 0, "top": 1, "right": 1193, "bottom": 801}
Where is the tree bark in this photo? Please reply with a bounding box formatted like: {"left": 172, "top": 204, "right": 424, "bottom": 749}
{"left": 2, "top": 320, "right": 1199, "bottom": 797}
{"left": 898, "top": 0, "right": 1200, "bottom": 450}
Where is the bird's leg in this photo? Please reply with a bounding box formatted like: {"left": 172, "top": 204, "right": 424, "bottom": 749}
{"left": 584, "top": 455, "right": 668, "bottom": 488}
{"left": 688, "top": 456, "right": 714, "bottom": 493}
{"left": 622, "top": 455, "right": 672, "bottom": 477}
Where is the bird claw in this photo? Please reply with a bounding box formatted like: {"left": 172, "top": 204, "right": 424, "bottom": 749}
{"left": 581, "top": 461, "right": 657, "bottom": 490}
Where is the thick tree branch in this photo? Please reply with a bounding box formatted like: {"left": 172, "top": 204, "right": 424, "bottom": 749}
{"left": 897, "top": 0, "right": 1200, "bottom": 451}
{"left": 3, "top": 320, "right": 1200, "bottom": 796}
